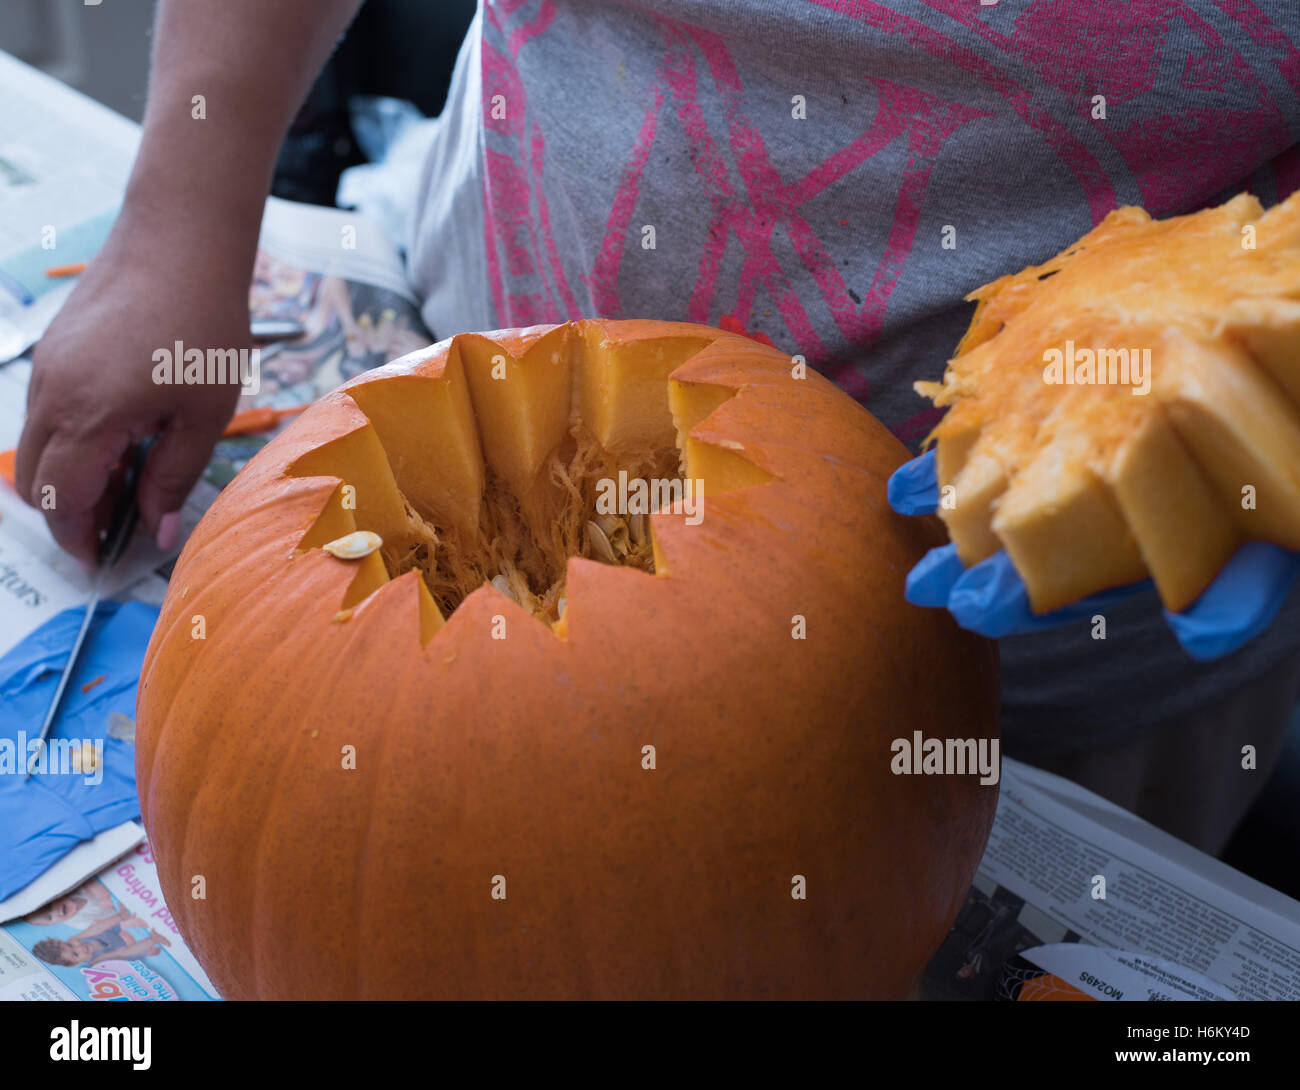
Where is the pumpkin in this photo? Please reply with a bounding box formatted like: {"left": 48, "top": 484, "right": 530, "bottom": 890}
{"left": 136, "top": 319, "right": 999, "bottom": 999}
{"left": 917, "top": 190, "right": 1300, "bottom": 614}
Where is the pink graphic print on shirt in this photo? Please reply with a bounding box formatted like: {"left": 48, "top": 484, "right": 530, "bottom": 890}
{"left": 478, "top": 0, "right": 1299, "bottom": 432}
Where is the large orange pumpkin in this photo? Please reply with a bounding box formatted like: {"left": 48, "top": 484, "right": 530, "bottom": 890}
{"left": 137, "top": 319, "right": 999, "bottom": 999}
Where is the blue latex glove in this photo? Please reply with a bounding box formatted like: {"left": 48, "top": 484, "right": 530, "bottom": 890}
{"left": 888, "top": 449, "right": 1300, "bottom": 662}
{"left": 0, "top": 600, "right": 159, "bottom": 901}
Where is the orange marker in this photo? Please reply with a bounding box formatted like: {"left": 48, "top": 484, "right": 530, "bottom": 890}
{"left": 45, "top": 261, "right": 88, "bottom": 278}
{"left": 221, "top": 404, "right": 309, "bottom": 438}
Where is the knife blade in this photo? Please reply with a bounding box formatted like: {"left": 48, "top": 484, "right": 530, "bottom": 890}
{"left": 24, "top": 437, "right": 153, "bottom": 779}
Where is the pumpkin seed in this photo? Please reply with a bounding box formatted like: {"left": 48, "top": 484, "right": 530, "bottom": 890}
{"left": 557, "top": 596, "right": 567, "bottom": 618}
{"left": 585, "top": 519, "right": 617, "bottom": 564}
{"left": 491, "top": 574, "right": 517, "bottom": 602}
{"left": 70, "top": 741, "right": 100, "bottom": 775}
{"left": 595, "top": 513, "right": 621, "bottom": 539}
{"left": 629, "top": 512, "right": 647, "bottom": 545}
{"left": 107, "top": 713, "right": 135, "bottom": 743}
{"left": 322, "top": 530, "right": 383, "bottom": 560}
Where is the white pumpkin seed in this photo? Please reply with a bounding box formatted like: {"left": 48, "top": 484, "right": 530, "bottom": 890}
{"left": 595, "top": 513, "right": 621, "bottom": 539}
{"left": 107, "top": 713, "right": 136, "bottom": 744}
{"left": 491, "top": 574, "right": 517, "bottom": 602}
{"left": 586, "top": 520, "right": 617, "bottom": 564}
{"left": 322, "top": 530, "right": 383, "bottom": 560}
{"left": 70, "top": 741, "right": 100, "bottom": 775}
{"left": 557, "top": 597, "right": 567, "bottom": 618}
{"left": 629, "top": 512, "right": 647, "bottom": 545}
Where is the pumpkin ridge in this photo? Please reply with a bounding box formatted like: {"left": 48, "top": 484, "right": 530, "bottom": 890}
{"left": 137, "top": 489, "right": 343, "bottom": 765}
{"left": 143, "top": 560, "right": 337, "bottom": 993}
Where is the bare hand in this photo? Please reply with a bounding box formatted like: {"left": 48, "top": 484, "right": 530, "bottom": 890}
{"left": 16, "top": 223, "right": 248, "bottom": 565}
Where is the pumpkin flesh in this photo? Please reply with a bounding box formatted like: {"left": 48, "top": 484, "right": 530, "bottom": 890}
{"left": 918, "top": 191, "right": 1300, "bottom": 613}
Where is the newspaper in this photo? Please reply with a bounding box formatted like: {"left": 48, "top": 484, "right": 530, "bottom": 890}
{"left": 0, "top": 50, "right": 137, "bottom": 362}
{"left": 921, "top": 757, "right": 1300, "bottom": 1001}
{"left": 0, "top": 840, "right": 219, "bottom": 1001}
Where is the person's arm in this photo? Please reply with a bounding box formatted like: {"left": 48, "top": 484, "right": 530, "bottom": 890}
{"left": 16, "top": 0, "right": 365, "bottom": 564}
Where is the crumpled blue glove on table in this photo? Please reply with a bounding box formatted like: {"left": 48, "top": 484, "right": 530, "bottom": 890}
{"left": 888, "top": 449, "right": 1300, "bottom": 662}
{"left": 0, "top": 600, "right": 158, "bottom": 901}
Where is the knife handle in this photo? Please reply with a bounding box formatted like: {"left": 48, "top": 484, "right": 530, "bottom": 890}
{"left": 99, "top": 435, "right": 155, "bottom": 567}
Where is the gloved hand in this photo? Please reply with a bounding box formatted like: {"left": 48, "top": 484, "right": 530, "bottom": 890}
{"left": 888, "top": 449, "right": 1300, "bottom": 662}
{"left": 0, "top": 601, "right": 157, "bottom": 901}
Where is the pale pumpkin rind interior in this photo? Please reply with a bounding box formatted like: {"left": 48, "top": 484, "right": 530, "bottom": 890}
{"left": 917, "top": 191, "right": 1300, "bottom": 614}
{"left": 136, "top": 318, "right": 999, "bottom": 1000}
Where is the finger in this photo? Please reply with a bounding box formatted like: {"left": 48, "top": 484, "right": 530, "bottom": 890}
{"left": 135, "top": 415, "right": 222, "bottom": 547}
{"left": 13, "top": 411, "right": 53, "bottom": 507}
{"left": 947, "top": 551, "right": 1149, "bottom": 638}
{"left": 29, "top": 428, "right": 130, "bottom": 567}
{"left": 887, "top": 449, "right": 939, "bottom": 516}
{"left": 904, "top": 543, "right": 966, "bottom": 607}
{"left": 945, "top": 552, "right": 1037, "bottom": 636}
{"left": 1164, "top": 542, "right": 1300, "bottom": 662}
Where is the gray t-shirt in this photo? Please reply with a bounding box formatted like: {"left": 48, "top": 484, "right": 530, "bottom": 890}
{"left": 408, "top": 0, "right": 1300, "bottom": 754}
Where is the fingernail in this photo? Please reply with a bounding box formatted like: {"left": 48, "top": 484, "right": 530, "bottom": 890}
{"left": 156, "top": 511, "right": 181, "bottom": 552}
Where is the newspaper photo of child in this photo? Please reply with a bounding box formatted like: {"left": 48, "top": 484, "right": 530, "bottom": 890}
{"left": 24, "top": 878, "right": 172, "bottom": 969}
{"left": 23, "top": 877, "right": 120, "bottom": 932}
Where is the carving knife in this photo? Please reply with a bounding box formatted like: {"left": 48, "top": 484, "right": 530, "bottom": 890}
{"left": 25, "top": 438, "right": 152, "bottom": 779}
